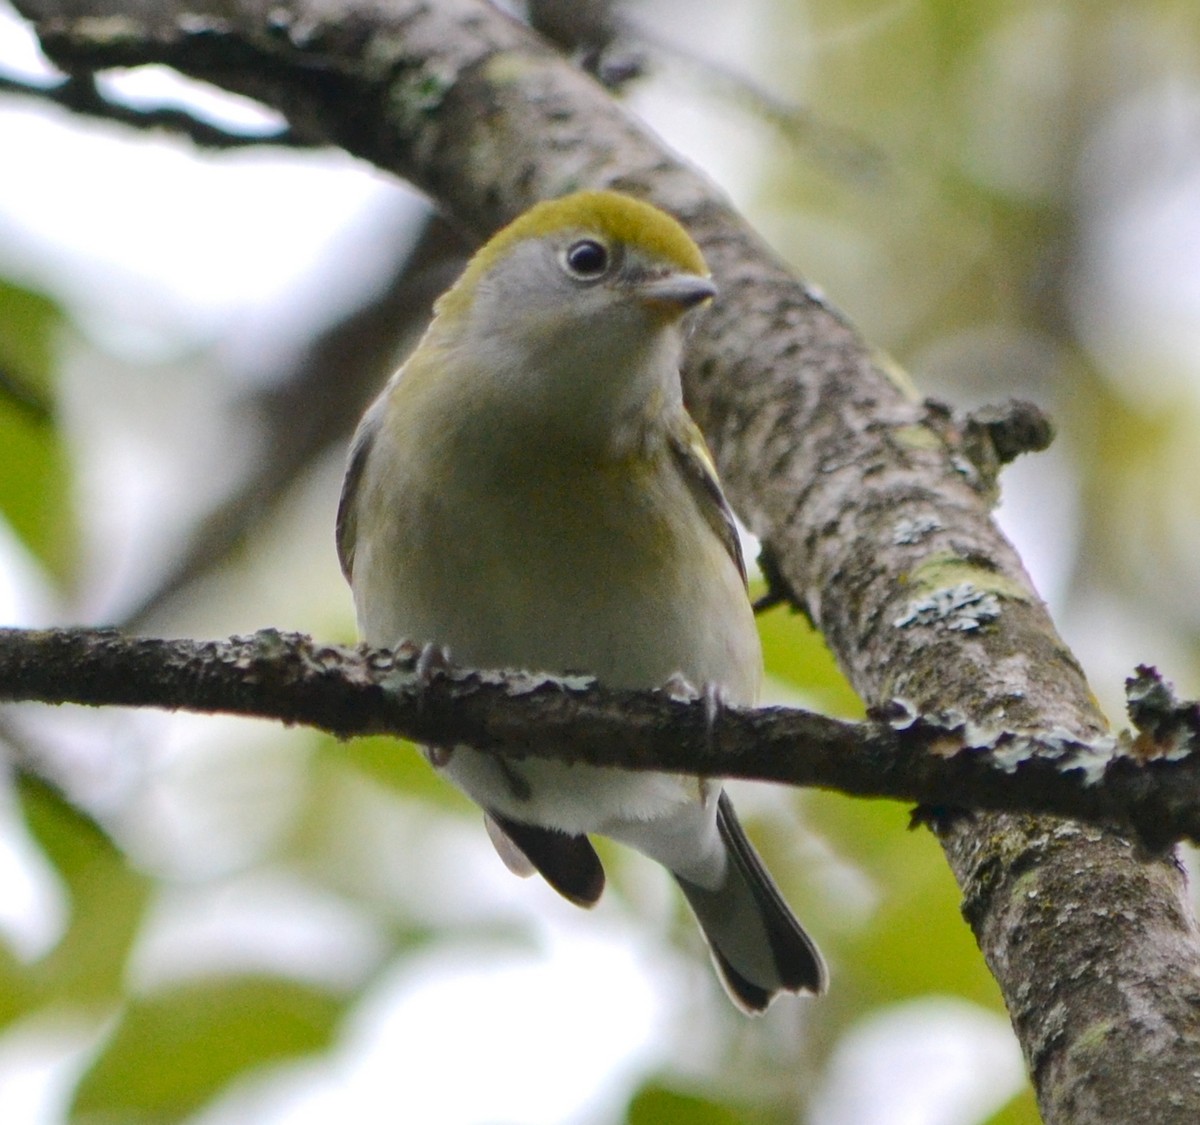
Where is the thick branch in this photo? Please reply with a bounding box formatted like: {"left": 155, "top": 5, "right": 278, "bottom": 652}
{"left": 4, "top": 627, "right": 1200, "bottom": 852}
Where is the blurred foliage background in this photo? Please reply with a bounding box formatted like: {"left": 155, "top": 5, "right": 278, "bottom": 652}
{"left": 1, "top": 0, "right": 1199, "bottom": 1121}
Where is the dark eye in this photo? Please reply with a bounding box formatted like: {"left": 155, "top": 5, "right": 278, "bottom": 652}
{"left": 563, "top": 238, "right": 610, "bottom": 279}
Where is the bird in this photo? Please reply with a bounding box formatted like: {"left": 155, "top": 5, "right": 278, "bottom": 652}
{"left": 336, "top": 189, "right": 826, "bottom": 1012}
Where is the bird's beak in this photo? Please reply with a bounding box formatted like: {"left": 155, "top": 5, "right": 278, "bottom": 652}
{"left": 635, "top": 273, "right": 717, "bottom": 317}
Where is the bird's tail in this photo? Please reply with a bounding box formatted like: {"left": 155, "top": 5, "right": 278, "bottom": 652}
{"left": 674, "top": 792, "right": 826, "bottom": 1013}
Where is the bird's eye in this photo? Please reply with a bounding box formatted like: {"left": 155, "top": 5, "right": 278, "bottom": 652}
{"left": 563, "top": 239, "right": 610, "bottom": 279}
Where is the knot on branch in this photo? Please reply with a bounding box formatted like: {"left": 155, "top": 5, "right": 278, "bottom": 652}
{"left": 963, "top": 399, "right": 1055, "bottom": 463}
{"left": 1126, "top": 665, "right": 1200, "bottom": 760}
{"left": 922, "top": 398, "right": 1055, "bottom": 502}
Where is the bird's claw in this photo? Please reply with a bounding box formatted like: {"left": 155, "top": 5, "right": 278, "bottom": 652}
{"left": 661, "top": 675, "right": 726, "bottom": 752}
{"left": 662, "top": 672, "right": 699, "bottom": 702}
{"left": 702, "top": 682, "right": 727, "bottom": 755}
{"left": 423, "top": 744, "right": 454, "bottom": 768}
{"left": 416, "top": 641, "right": 452, "bottom": 684}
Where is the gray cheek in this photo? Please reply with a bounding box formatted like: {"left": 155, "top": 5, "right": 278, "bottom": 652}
{"left": 473, "top": 242, "right": 572, "bottom": 323}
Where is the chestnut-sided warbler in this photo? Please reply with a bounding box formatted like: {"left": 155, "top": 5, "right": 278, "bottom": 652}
{"left": 337, "top": 190, "right": 825, "bottom": 1011}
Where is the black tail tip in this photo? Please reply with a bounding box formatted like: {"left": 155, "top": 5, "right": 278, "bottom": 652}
{"left": 711, "top": 944, "right": 827, "bottom": 1015}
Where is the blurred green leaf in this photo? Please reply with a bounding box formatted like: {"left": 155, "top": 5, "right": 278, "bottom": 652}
{"left": 70, "top": 975, "right": 345, "bottom": 1123}
{"left": 803, "top": 787, "right": 918, "bottom": 870}
{"left": 755, "top": 599, "right": 864, "bottom": 719}
{"left": 983, "top": 1083, "right": 1041, "bottom": 1125}
{"left": 326, "top": 731, "right": 468, "bottom": 808}
{"left": 0, "top": 939, "right": 36, "bottom": 1028}
{"left": 284, "top": 738, "right": 478, "bottom": 930}
{"left": 626, "top": 1084, "right": 782, "bottom": 1125}
{"left": 0, "top": 279, "right": 76, "bottom": 579}
{"left": 0, "top": 280, "right": 56, "bottom": 406}
{"left": 18, "top": 774, "right": 151, "bottom": 1008}
{"left": 803, "top": 791, "right": 1004, "bottom": 1008}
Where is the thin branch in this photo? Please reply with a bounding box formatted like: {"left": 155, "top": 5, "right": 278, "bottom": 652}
{"left": 638, "top": 28, "right": 888, "bottom": 186}
{"left": 0, "top": 70, "right": 308, "bottom": 149}
{"left": 121, "top": 213, "right": 468, "bottom": 629}
{"left": 525, "top": 0, "right": 886, "bottom": 182}
{"left": 2, "top": 626, "right": 1199, "bottom": 850}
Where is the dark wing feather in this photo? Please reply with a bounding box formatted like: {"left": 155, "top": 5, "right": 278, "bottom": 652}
{"left": 336, "top": 396, "right": 385, "bottom": 581}
{"left": 485, "top": 811, "right": 606, "bottom": 908}
{"left": 666, "top": 414, "right": 747, "bottom": 586}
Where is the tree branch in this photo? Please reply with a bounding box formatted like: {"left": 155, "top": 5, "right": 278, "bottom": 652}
{"left": 0, "top": 69, "right": 306, "bottom": 148}
{"left": 4, "top": 627, "right": 1200, "bottom": 852}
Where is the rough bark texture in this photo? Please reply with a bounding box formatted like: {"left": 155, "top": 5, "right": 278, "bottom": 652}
{"left": 7, "top": 629, "right": 1200, "bottom": 850}
{"left": 9, "top": 1, "right": 1200, "bottom": 1119}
